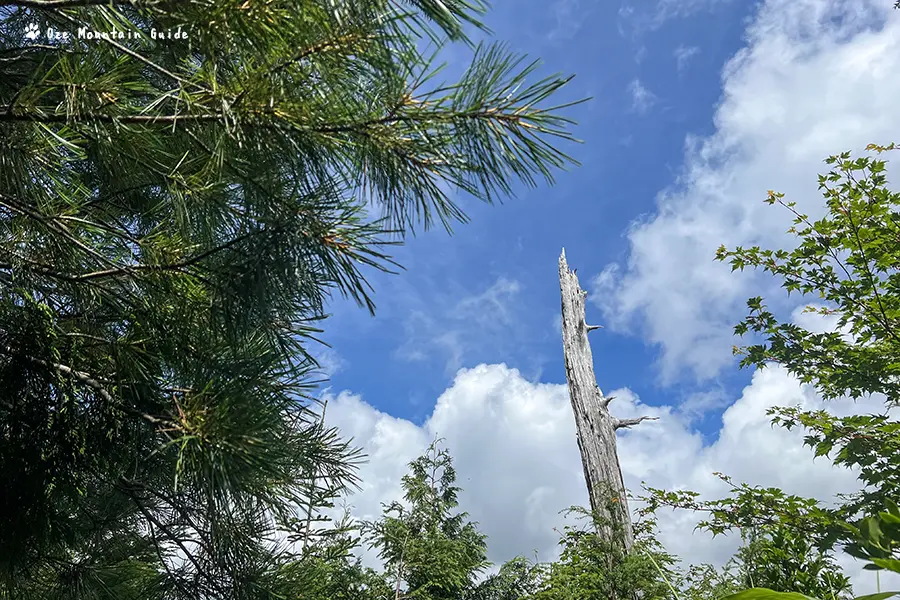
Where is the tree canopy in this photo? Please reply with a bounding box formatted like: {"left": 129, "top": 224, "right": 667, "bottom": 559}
{"left": 366, "top": 440, "right": 489, "bottom": 600}
{"left": 0, "top": 0, "right": 582, "bottom": 597}
{"left": 647, "top": 145, "right": 900, "bottom": 599}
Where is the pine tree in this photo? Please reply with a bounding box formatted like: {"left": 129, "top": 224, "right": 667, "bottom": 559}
{"left": 0, "top": 1, "right": 581, "bottom": 597}
{"left": 366, "top": 440, "right": 489, "bottom": 599}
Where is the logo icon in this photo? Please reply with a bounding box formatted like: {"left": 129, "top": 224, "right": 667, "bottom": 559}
{"left": 24, "top": 23, "right": 39, "bottom": 41}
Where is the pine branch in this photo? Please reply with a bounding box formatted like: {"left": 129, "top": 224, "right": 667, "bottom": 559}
{"left": 129, "top": 496, "right": 229, "bottom": 599}
{"left": 0, "top": 344, "right": 166, "bottom": 425}
{"left": 53, "top": 10, "right": 211, "bottom": 94}
{"left": 0, "top": 0, "right": 157, "bottom": 6}
{"left": 0, "top": 1, "right": 582, "bottom": 592}
{"left": 0, "top": 191, "right": 128, "bottom": 272}
{"left": 0, "top": 109, "right": 225, "bottom": 124}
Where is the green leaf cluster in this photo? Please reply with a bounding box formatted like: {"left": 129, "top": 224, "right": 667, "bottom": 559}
{"left": 733, "top": 528, "right": 851, "bottom": 600}
{"left": 644, "top": 144, "right": 900, "bottom": 600}
{"left": 717, "top": 145, "right": 900, "bottom": 405}
{"left": 843, "top": 500, "right": 900, "bottom": 574}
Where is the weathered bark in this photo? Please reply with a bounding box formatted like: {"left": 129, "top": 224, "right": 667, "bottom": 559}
{"left": 558, "top": 249, "right": 656, "bottom": 552}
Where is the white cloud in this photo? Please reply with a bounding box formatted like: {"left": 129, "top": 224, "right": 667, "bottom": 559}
{"left": 452, "top": 277, "right": 522, "bottom": 325}
{"left": 594, "top": 0, "right": 900, "bottom": 382}
{"left": 552, "top": 313, "right": 562, "bottom": 336}
{"left": 326, "top": 363, "right": 584, "bottom": 565}
{"left": 619, "top": 0, "right": 735, "bottom": 36}
{"left": 395, "top": 276, "right": 523, "bottom": 374}
{"left": 310, "top": 344, "right": 346, "bottom": 377}
{"left": 675, "top": 44, "right": 701, "bottom": 71}
{"left": 677, "top": 386, "right": 730, "bottom": 421}
{"left": 635, "top": 44, "right": 648, "bottom": 64}
{"left": 628, "top": 78, "right": 657, "bottom": 114}
{"left": 325, "top": 362, "right": 899, "bottom": 593}
{"left": 547, "top": 0, "right": 592, "bottom": 42}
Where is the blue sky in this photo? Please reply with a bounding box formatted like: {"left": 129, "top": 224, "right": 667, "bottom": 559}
{"left": 322, "top": 0, "right": 756, "bottom": 432}
{"left": 317, "top": 0, "right": 900, "bottom": 591}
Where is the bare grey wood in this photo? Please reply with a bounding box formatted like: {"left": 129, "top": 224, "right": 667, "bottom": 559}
{"left": 558, "top": 248, "right": 657, "bottom": 552}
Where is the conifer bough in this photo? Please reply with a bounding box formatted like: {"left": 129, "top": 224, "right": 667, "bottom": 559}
{"left": 0, "top": 0, "right": 583, "bottom": 597}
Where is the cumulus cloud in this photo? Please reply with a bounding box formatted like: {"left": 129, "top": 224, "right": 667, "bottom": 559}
{"left": 594, "top": 0, "right": 900, "bottom": 382}
{"left": 325, "top": 362, "right": 899, "bottom": 593}
{"left": 326, "top": 363, "right": 583, "bottom": 565}
{"left": 677, "top": 386, "right": 731, "bottom": 421}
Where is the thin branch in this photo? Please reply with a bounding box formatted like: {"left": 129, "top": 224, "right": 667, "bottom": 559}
{"left": 74, "top": 227, "right": 261, "bottom": 281}
{"left": 58, "top": 214, "right": 142, "bottom": 245}
{"left": 129, "top": 497, "right": 228, "bottom": 599}
{"left": 612, "top": 415, "right": 658, "bottom": 430}
{"left": 145, "top": 519, "right": 194, "bottom": 599}
{"left": 0, "top": 104, "right": 567, "bottom": 136}
{"left": 776, "top": 197, "right": 896, "bottom": 343}
{"left": 0, "top": 109, "right": 226, "bottom": 124}
{"left": 269, "top": 32, "right": 379, "bottom": 76}
{"left": 0, "top": 343, "right": 114, "bottom": 402}
{"left": 0, "top": 344, "right": 167, "bottom": 425}
{"left": 0, "top": 192, "right": 128, "bottom": 273}
{"left": 843, "top": 170, "right": 899, "bottom": 344}
{"left": 302, "top": 398, "right": 328, "bottom": 553}
{"left": 0, "top": 226, "right": 261, "bottom": 283}
{"left": 600, "top": 395, "right": 614, "bottom": 409}
{"left": 0, "top": 44, "right": 59, "bottom": 54}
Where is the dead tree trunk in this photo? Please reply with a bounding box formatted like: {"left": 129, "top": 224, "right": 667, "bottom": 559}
{"left": 558, "top": 248, "right": 656, "bottom": 552}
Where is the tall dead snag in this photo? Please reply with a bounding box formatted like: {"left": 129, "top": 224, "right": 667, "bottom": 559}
{"left": 558, "top": 248, "right": 656, "bottom": 552}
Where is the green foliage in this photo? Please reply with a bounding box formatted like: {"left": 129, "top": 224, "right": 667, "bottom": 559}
{"left": 679, "top": 563, "right": 742, "bottom": 600}
{"left": 366, "top": 440, "right": 489, "bottom": 599}
{"left": 642, "top": 473, "right": 837, "bottom": 548}
{"left": 466, "top": 556, "right": 547, "bottom": 600}
{"left": 719, "top": 588, "right": 819, "bottom": 600}
{"left": 709, "top": 143, "right": 900, "bottom": 530}
{"left": 704, "top": 500, "right": 900, "bottom": 600}
{"left": 718, "top": 588, "right": 900, "bottom": 600}
{"left": 271, "top": 514, "right": 394, "bottom": 600}
{"left": 709, "top": 143, "right": 900, "bottom": 600}
{"left": 843, "top": 500, "right": 900, "bottom": 574}
{"left": 733, "top": 527, "right": 851, "bottom": 600}
{"left": 769, "top": 407, "right": 900, "bottom": 522}
{"left": 644, "top": 145, "right": 900, "bottom": 600}
{"left": 643, "top": 479, "right": 848, "bottom": 599}
{"left": 0, "top": 0, "right": 581, "bottom": 596}
{"left": 533, "top": 497, "right": 679, "bottom": 600}
{"left": 717, "top": 144, "right": 900, "bottom": 405}
{"left": 642, "top": 476, "right": 848, "bottom": 600}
